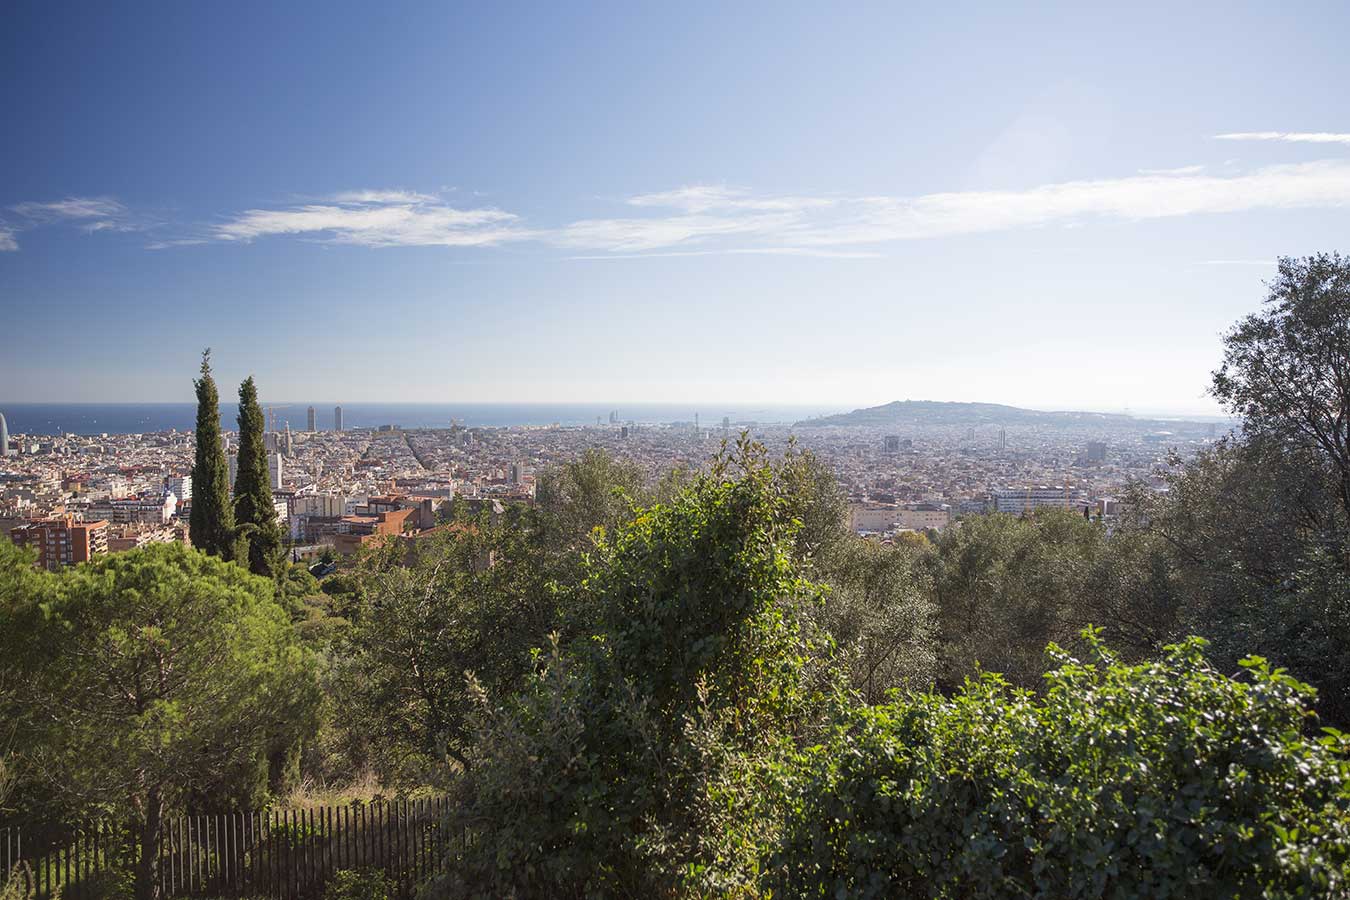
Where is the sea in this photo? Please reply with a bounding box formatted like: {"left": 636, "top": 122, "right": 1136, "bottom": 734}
{"left": 0, "top": 403, "right": 846, "bottom": 436}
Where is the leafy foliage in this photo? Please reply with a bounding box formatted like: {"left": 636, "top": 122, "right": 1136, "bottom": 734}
{"left": 772, "top": 631, "right": 1350, "bottom": 898}
{"left": 0, "top": 544, "right": 320, "bottom": 899}
{"left": 437, "top": 440, "right": 829, "bottom": 897}
{"left": 531, "top": 447, "right": 647, "bottom": 555}
{"left": 813, "top": 537, "right": 937, "bottom": 703}
{"left": 929, "top": 510, "right": 1107, "bottom": 689}
{"left": 323, "top": 868, "right": 390, "bottom": 900}
{"left": 334, "top": 524, "right": 558, "bottom": 783}
{"left": 1213, "top": 252, "right": 1350, "bottom": 525}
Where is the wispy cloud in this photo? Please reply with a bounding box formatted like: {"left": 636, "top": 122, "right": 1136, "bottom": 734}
{"left": 145, "top": 238, "right": 209, "bottom": 251}
{"left": 2, "top": 196, "right": 138, "bottom": 249}
{"left": 627, "top": 185, "right": 834, "bottom": 214}
{"left": 1137, "top": 165, "right": 1206, "bottom": 176}
{"left": 19, "top": 142, "right": 1350, "bottom": 258}
{"left": 556, "top": 211, "right": 802, "bottom": 253}
{"left": 327, "top": 189, "right": 441, "bottom": 204}
{"left": 566, "top": 246, "right": 883, "bottom": 261}
{"left": 558, "top": 160, "right": 1350, "bottom": 253}
{"left": 213, "top": 191, "right": 529, "bottom": 247}
{"left": 12, "top": 196, "right": 128, "bottom": 222}
{"left": 1214, "top": 131, "right": 1350, "bottom": 145}
{"left": 1197, "top": 259, "right": 1276, "bottom": 266}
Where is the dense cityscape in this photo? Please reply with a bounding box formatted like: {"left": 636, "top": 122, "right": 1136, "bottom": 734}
{"left": 0, "top": 400, "right": 1221, "bottom": 569}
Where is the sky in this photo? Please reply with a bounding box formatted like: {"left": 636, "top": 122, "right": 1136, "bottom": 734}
{"left": 2, "top": 1, "right": 1349, "bottom": 415}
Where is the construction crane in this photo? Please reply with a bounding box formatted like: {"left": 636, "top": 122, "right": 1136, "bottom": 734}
{"left": 264, "top": 405, "right": 291, "bottom": 433}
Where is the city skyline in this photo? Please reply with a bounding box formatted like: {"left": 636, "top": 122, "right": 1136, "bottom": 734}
{"left": 4, "top": 3, "right": 1350, "bottom": 413}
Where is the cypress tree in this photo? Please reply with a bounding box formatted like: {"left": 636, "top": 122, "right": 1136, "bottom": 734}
{"left": 189, "top": 349, "right": 236, "bottom": 557}
{"left": 234, "top": 376, "right": 283, "bottom": 579}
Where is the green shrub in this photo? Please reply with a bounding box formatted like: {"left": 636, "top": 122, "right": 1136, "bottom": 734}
{"left": 771, "top": 630, "right": 1350, "bottom": 898}
{"left": 324, "top": 868, "right": 390, "bottom": 900}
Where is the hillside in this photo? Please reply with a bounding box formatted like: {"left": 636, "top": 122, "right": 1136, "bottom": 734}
{"left": 794, "top": 399, "right": 1214, "bottom": 430}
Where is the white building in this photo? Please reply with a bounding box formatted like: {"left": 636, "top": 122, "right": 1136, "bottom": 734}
{"left": 991, "top": 487, "right": 1087, "bottom": 515}
{"left": 268, "top": 452, "right": 284, "bottom": 490}
{"left": 294, "top": 494, "right": 345, "bottom": 518}
{"left": 166, "top": 474, "right": 192, "bottom": 502}
{"left": 86, "top": 492, "right": 178, "bottom": 525}
{"left": 848, "top": 503, "right": 899, "bottom": 533}
{"left": 896, "top": 503, "right": 951, "bottom": 531}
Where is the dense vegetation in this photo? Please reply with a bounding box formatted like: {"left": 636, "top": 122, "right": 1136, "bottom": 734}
{"left": 3, "top": 254, "right": 1350, "bottom": 898}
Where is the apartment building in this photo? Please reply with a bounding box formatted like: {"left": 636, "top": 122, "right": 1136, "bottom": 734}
{"left": 10, "top": 514, "right": 109, "bottom": 570}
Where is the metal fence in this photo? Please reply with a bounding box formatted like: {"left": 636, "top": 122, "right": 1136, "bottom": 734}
{"left": 2, "top": 798, "right": 455, "bottom": 900}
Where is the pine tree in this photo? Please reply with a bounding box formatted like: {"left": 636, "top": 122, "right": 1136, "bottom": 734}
{"left": 234, "top": 376, "right": 283, "bottom": 579}
{"left": 189, "top": 349, "right": 236, "bottom": 557}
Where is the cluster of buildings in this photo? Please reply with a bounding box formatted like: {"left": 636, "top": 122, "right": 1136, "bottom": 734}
{"left": 0, "top": 405, "right": 1218, "bottom": 568}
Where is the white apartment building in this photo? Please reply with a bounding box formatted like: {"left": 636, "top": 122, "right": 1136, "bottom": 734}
{"left": 166, "top": 474, "right": 192, "bottom": 502}
{"left": 896, "top": 503, "right": 951, "bottom": 531}
{"left": 86, "top": 492, "right": 177, "bottom": 525}
{"left": 848, "top": 503, "right": 899, "bottom": 533}
{"left": 991, "top": 487, "right": 1088, "bottom": 515}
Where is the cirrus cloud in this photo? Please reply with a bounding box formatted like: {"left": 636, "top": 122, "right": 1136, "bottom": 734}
{"left": 556, "top": 159, "right": 1350, "bottom": 253}
{"left": 1, "top": 196, "right": 138, "bottom": 250}
{"left": 213, "top": 191, "right": 530, "bottom": 247}
{"left": 1214, "top": 131, "right": 1350, "bottom": 145}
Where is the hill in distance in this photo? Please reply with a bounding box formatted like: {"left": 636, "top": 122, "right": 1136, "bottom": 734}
{"left": 794, "top": 400, "right": 1221, "bottom": 430}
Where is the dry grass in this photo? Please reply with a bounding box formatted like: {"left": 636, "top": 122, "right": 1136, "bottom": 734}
{"left": 278, "top": 770, "right": 385, "bottom": 809}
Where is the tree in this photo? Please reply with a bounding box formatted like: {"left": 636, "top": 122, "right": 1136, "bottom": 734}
{"left": 777, "top": 442, "right": 850, "bottom": 567}
{"left": 335, "top": 525, "right": 558, "bottom": 785}
{"left": 1212, "top": 252, "right": 1350, "bottom": 537}
{"left": 188, "top": 349, "right": 235, "bottom": 558}
{"left": 234, "top": 376, "right": 283, "bottom": 579}
{"left": 1125, "top": 437, "right": 1350, "bottom": 725}
{"left": 440, "top": 440, "right": 829, "bottom": 897}
{"left": 929, "top": 510, "right": 1105, "bottom": 690}
{"left": 532, "top": 447, "right": 647, "bottom": 553}
{"left": 813, "top": 537, "right": 938, "bottom": 703}
{"left": 0, "top": 545, "right": 319, "bottom": 900}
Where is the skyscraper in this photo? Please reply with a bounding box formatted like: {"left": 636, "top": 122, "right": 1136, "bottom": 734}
{"left": 269, "top": 452, "right": 284, "bottom": 490}
{"left": 334, "top": 405, "right": 343, "bottom": 432}
{"left": 0, "top": 411, "right": 9, "bottom": 458}
{"left": 307, "top": 406, "right": 316, "bottom": 432}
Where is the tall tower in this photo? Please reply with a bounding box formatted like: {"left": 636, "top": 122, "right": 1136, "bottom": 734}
{"left": 0, "top": 411, "right": 9, "bottom": 458}
{"left": 284, "top": 423, "right": 294, "bottom": 457}
{"left": 307, "top": 406, "right": 316, "bottom": 432}
{"left": 334, "top": 405, "right": 343, "bottom": 432}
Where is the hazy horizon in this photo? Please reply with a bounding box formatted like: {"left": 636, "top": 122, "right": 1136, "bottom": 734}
{"left": 0, "top": 397, "right": 1233, "bottom": 421}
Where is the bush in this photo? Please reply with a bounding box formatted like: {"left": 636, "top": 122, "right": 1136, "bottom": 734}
{"left": 324, "top": 868, "right": 390, "bottom": 900}
{"left": 771, "top": 630, "right": 1350, "bottom": 898}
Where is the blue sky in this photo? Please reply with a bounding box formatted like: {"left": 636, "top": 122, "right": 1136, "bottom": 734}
{"left": 3, "top": 1, "right": 1348, "bottom": 414}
